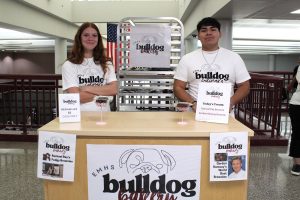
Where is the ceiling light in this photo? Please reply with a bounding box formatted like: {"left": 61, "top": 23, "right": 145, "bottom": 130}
{"left": 128, "top": 20, "right": 135, "bottom": 27}
{"left": 291, "top": 9, "right": 300, "bottom": 14}
{"left": 0, "top": 41, "right": 32, "bottom": 47}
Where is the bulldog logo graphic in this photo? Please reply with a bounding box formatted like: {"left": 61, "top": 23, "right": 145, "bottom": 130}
{"left": 44, "top": 136, "right": 64, "bottom": 145}
{"left": 119, "top": 148, "right": 176, "bottom": 174}
{"left": 141, "top": 35, "right": 157, "bottom": 44}
{"left": 216, "top": 136, "right": 243, "bottom": 153}
{"left": 216, "top": 136, "right": 237, "bottom": 146}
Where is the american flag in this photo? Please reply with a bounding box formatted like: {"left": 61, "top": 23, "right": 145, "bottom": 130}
{"left": 107, "top": 23, "right": 118, "bottom": 71}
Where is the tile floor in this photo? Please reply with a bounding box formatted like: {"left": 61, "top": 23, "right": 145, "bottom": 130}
{"left": 0, "top": 141, "right": 299, "bottom": 200}
{"left": 0, "top": 142, "right": 43, "bottom": 200}
{"left": 248, "top": 146, "right": 300, "bottom": 200}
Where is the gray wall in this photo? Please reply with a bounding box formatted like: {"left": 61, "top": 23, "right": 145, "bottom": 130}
{"left": 0, "top": 52, "right": 55, "bottom": 74}
{"left": 241, "top": 54, "right": 299, "bottom": 72}
{"left": 0, "top": 52, "right": 299, "bottom": 75}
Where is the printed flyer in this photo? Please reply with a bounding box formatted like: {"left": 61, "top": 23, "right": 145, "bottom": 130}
{"left": 129, "top": 24, "right": 171, "bottom": 68}
{"left": 195, "top": 82, "right": 231, "bottom": 124}
{"left": 59, "top": 93, "right": 81, "bottom": 123}
{"left": 37, "top": 131, "right": 76, "bottom": 182}
{"left": 209, "top": 132, "right": 248, "bottom": 181}
{"left": 87, "top": 144, "right": 201, "bottom": 200}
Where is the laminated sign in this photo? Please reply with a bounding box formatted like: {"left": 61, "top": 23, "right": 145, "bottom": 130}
{"left": 129, "top": 24, "right": 171, "bottom": 68}
{"left": 87, "top": 144, "right": 201, "bottom": 200}
{"left": 59, "top": 93, "right": 81, "bottom": 123}
{"left": 195, "top": 82, "right": 231, "bottom": 124}
{"left": 209, "top": 132, "right": 248, "bottom": 181}
{"left": 37, "top": 131, "right": 76, "bottom": 182}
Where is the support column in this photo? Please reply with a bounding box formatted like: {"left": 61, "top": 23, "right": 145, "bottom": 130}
{"left": 219, "top": 19, "right": 232, "bottom": 50}
{"left": 55, "top": 38, "right": 67, "bottom": 99}
{"left": 268, "top": 54, "right": 275, "bottom": 71}
{"left": 55, "top": 38, "right": 67, "bottom": 74}
{"left": 184, "top": 37, "right": 198, "bottom": 54}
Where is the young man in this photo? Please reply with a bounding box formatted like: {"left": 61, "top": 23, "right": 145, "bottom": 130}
{"left": 173, "top": 17, "right": 250, "bottom": 113}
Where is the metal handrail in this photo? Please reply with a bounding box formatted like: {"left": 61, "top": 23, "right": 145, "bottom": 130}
{"left": 0, "top": 74, "right": 62, "bottom": 134}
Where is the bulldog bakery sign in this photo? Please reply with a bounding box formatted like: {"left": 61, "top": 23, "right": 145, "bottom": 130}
{"left": 87, "top": 145, "right": 201, "bottom": 200}
{"left": 37, "top": 131, "right": 76, "bottom": 182}
{"left": 129, "top": 24, "right": 171, "bottom": 68}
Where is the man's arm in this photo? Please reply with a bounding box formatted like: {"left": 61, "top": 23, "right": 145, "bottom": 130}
{"left": 230, "top": 80, "right": 250, "bottom": 110}
{"left": 173, "top": 79, "right": 197, "bottom": 111}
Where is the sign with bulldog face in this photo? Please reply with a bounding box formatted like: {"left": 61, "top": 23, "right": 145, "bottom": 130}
{"left": 129, "top": 24, "right": 171, "bottom": 68}
{"left": 87, "top": 145, "right": 201, "bottom": 200}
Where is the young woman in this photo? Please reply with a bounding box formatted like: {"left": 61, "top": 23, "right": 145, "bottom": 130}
{"left": 289, "top": 66, "right": 300, "bottom": 176}
{"left": 62, "top": 22, "right": 117, "bottom": 112}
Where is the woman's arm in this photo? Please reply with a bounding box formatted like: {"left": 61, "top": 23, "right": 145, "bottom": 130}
{"left": 65, "top": 87, "right": 95, "bottom": 103}
{"left": 80, "top": 81, "right": 118, "bottom": 96}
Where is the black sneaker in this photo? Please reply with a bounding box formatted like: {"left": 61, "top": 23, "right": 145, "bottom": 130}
{"left": 291, "top": 164, "right": 300, "bottom": 176}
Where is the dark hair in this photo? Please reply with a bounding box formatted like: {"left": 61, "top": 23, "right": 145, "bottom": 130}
{"left": 293, "top": 65, "right": 299, "bottom": 88}
{"left": 68, "top": 22, "right": 109, "bottom": 73}
{"left": 230, "top": 156, "right": 242, "bottom": 164}
{"left": 197, "top": 17, "right": 221, "bottom": 32}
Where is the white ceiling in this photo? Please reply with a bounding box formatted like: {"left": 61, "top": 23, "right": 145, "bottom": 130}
{"left": 215, "top": 0, "right": 300, "bottom": 54}
{"left": 1, "top": 0, "right": 300, "bottom": 55}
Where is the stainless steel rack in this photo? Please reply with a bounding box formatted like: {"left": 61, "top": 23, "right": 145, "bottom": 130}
{"left": 116, "top": 17, "right": 184, "bottom": 111}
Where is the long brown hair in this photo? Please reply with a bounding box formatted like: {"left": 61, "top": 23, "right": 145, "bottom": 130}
{"left": 68, "top": 22, "right": 109, "bottom": 73}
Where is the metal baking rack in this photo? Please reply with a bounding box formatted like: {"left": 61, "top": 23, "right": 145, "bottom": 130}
{"left": 116, "top": 17, "right": 184, "bottom": 111}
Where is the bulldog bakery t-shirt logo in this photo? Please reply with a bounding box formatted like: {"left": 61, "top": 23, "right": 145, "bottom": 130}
{"left": 193, "top": 63, "right": 229, "bottom": 83}
{"left": 78, "top": 67, "right": 105, "bottom": 86}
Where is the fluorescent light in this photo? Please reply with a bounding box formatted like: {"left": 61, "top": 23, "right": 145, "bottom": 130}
{"left": 0, "top": 28, "right": 46, "bottom": 39}
{"left": 291, "top": 9, "right": 300, "bottom": 14}
{"left": 0, "top": 41, "right": 32, "bottom": 46}
{"left": 128, "top": 20, "right": 135, "bottom": 27}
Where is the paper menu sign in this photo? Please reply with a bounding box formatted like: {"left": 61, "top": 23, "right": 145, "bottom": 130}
{"left": 209, "top": 132, "right": 248, "bottom": 181}
{"left": 195, "top": 82, "right": 231, "bottom": 124}
{"left": 59, "top": 93, "right": 81, "bottom": 123}
{"left": 37, "top": 131, "right": 76, "bottom": 182}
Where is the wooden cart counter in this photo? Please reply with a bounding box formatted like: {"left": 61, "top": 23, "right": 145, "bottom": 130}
{"left": 39, "top": 112, "right": 253, "bottom": 200}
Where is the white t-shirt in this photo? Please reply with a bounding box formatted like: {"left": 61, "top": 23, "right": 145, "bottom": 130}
{"left": 290, "top": 67, "right": 300, "bottom": 105}
{"left": 62, "top": 58, "right": 117, "bottom": 112}
{"left": 174, "top": 47, "right": 251, "bottom": 100}
{"left": 228, "top": 169, "right": 246, "bottom": 179}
